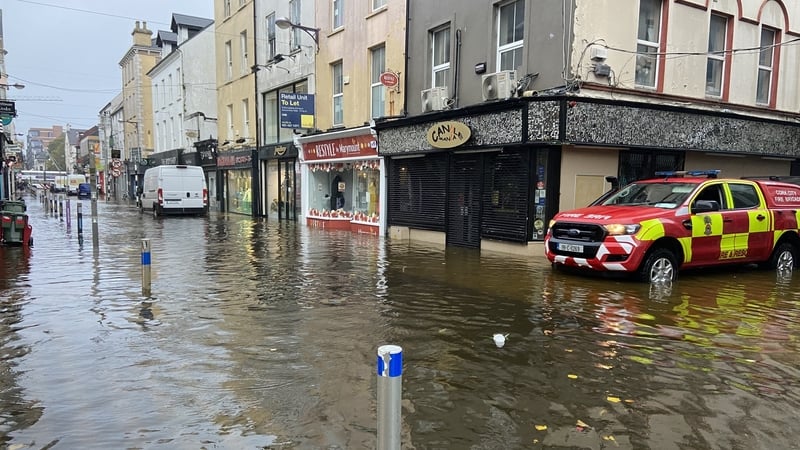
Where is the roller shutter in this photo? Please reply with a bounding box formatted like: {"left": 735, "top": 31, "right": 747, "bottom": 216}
{"left": 387, "top": 154, "right": 447, "bottom": 230}
{"left": 481, "top": 150, "right": 530, "bottom": 242}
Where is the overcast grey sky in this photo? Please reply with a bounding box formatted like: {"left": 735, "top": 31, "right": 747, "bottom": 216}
{"left": 3, "top": 0, "right": 214, "bottom": 135}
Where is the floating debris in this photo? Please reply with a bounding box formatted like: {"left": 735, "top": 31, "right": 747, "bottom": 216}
{"left": 493, "top": 333, "right": 509, "bottom": 348}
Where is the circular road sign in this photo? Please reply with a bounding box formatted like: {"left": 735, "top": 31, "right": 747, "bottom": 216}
{"left": 112, "top": 168, "right": 122, "bottom": 178}
{"left": 380, "top": 72, "right": 399, "bottom": 88}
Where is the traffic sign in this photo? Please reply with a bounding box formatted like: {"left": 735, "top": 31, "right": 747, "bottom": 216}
{"left": 111, "top": 168, "right": 121, "bottom": 178}
{"left": 0, "top": 116, "right": 11, "bottom": 126}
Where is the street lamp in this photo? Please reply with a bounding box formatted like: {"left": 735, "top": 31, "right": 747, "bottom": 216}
{"left": 275, "top": 17, "right": 320, "bottom": 52}
{"left": 0, "top": 82, "right": 25, "bottom": 90}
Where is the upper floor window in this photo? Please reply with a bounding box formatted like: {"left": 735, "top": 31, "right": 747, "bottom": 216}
{"left": 373, "top": 0, "right": 386, "bottom": 10}
{"left": 333, "top": 0, "right": 344, "bottom": 29}
{"left": 240, "top": 30, "right": 249, "bottom": 74}
{"left": 332, "top": 62, "right": 344, "bottom": 126}
{"left": 432, "top": 26, "right": 451, "bottom": 88}
{"left": 175, "top": 68, "right": 181, "bottom": 100}
{"left": 224, "top": 0, "right": 231, "bottom": 17}
{"left": 168, "top": 74, "right": 173, "bottom": 101}
{"left": 636, "top": 0, "right": 661, "bottom": 88}
{"left": 266, "top": 13, "right": 277, "bottom": 60}
{"left": 706, "top": 14, "right": 728, "bottom": 97}
{"left": 371, "top": 46, "right": 386, "bottom": 118}
{"left": 757, "top": 27, "right": 777, "bottom": 105}
{"left": 242, "top": 98, "right": 250, "bottom": 138}
{"left": 497, "top": 0, "right": 524, "bottom": 71}
{"left": 225, "top": 41, "right": 233, "bottom": 81}
{"left": 290, "top": 0, "right": 302, "bottom": 50}
{"left": 239, "top": 0, "right": 246, "bottom": 6}
{"left": 226, "top": 104, "right": 234, "bottom": 140}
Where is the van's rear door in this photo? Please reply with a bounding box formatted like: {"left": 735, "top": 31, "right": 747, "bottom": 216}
{"left": 161, "top": 167, "right": 205, "bottom": 209}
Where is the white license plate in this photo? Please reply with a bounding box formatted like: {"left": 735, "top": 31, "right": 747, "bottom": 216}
{"left": 558, "top": 243, "right": 584, "bottom": 253}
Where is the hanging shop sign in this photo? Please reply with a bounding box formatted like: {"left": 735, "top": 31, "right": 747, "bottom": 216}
{"left": 302, "top": 134, "right": 377, "bottom": 161}
{"left": 426, "top": 121, "right": 471, "bottom": 149}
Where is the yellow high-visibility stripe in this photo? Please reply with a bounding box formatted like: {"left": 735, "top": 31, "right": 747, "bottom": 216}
{"left": 678, "top": 236, "right": 692, "bottom": 263}
{"left": 637, "top": 219, "right": 664, "bottom": 241}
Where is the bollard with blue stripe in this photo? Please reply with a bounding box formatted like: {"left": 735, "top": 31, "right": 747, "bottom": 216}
{"left": 141, "top": 239, "right": 151, "bottom": 296}
{"left": 377, "top": 344, "right": 402, "bottom": 450}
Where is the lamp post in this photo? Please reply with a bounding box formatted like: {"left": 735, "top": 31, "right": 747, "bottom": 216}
{"left": 275, "top": 17, "right": 320, "bottom": 52}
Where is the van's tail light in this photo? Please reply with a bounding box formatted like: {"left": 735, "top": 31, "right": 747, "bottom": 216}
{"left": 157, "top": 188, "right": 163, "bottom": 205}
{"left": 203, "top": 188, "right": 208, "bottom": 206}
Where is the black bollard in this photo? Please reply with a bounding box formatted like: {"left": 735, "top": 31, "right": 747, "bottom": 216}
{"left": 77, "top": 202, "right": 83, "bottom": 236}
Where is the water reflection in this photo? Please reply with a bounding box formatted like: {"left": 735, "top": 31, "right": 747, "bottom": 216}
{"left": 1, "top": 194, "right": 800, "bottom": 449}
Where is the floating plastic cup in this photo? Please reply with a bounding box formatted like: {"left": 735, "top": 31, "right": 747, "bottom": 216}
{"left": 493, "top": 333, "right": 508, "bottom": 348}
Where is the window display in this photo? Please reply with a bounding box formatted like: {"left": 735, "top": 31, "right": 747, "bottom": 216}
{"left": 306, "top": 161, "right": 380, "bottom": 224}
{"left": 227, "top": 169, "right": 252, "bottom": 215}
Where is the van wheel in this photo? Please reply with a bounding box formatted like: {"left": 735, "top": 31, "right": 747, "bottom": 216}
{"left": 763, "top": 242, "right": 797, "bottom": 272}
{"left": 637, "top": 248, "right": 678, "bottom": 283}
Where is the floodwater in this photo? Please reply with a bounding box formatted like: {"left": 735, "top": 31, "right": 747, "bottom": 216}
{"left": 2, "top": 193, "right": 800, "bottom": 449}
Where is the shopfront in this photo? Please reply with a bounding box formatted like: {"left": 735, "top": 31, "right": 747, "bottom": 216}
{"left": 375, "top": 104, "right": 560, "bottom": 253}
{"left": 297, "top": 126, "right": 384, "bottom": 236}
{"left": 195, "top": 138, "right": 220, "bottom": 212}
{"left": 260, "top": 143, "right": 299, "bottom": 221}
{"left": 216, "top": 148, "right": 254, "bottom": 216}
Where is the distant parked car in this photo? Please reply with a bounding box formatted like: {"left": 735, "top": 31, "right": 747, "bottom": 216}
{"left": 77, "top": 183, "right": 91, "bottom": 199}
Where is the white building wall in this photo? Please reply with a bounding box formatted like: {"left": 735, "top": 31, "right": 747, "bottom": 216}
{"left": 181, "top": 25, "right": 218, "bottom": 146}
{"left": 254, "top": 0, "right": 317, "bottom": 132}
{"left": 573, "top": 0, "right": 800, "bottom": 117}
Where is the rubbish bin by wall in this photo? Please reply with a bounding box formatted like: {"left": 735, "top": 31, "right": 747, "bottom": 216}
{"left": 0, "top": 200, "right": 27, "bottom": 213}
{"left": 0, "top": 212, "right": 27, "bottom": 244}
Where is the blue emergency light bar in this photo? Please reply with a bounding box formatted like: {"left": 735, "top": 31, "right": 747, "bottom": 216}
{"left": 654, "top": 169, "right": 720, "bottom": 178}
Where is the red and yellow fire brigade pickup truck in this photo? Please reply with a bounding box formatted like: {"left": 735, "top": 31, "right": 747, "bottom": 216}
{"left": 545, "top": 170, "right": 800, "bottom": 283}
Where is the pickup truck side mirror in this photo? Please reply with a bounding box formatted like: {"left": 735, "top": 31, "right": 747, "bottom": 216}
{"left": 692, "top": 200, "right": 720, "bottom": 214}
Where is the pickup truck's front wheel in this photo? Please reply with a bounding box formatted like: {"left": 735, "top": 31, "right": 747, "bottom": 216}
{"left": 638, "top": 248, "right": 678, "bottom": 283}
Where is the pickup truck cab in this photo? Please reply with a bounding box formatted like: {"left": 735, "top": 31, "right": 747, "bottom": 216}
{"left": 545, "top": 170, "right": 800, "bottom": 282}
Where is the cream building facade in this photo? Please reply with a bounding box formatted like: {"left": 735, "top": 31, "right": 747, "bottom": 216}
{"left": 214, "top": 0, "right": 258, "bottom": 215}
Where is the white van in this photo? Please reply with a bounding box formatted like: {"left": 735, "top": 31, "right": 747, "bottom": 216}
{"left": 67, "top": 174, "right": 86, "bottom": 195}
{"left": 140, "top": 165, "right": 208, "bottom": 217}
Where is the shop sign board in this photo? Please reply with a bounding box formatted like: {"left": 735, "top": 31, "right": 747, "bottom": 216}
{"left": 280, "top": 92, "right": 315, "bottom": 129}
{"left": 302, "top": 134, "right": 378, "bottom": 161}
{"left": 0, "top": 100, "right": 17, "bottom": 117}
{"left": 426, "top": 121, "right": 471, "bottom": 149}
{"left": 380, "top": 72, "right": 399, "bottom": 88}
{"left": 216, "top": 150, "right": 253, "bottom": 169}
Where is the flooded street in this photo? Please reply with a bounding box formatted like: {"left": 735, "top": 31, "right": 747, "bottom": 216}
{"left": 2, "top": 194, "right": 800, "bottom": 449}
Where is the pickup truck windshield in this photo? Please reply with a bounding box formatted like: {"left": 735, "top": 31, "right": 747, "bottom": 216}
{"left": 601, "top": 182, "right": 698, "bottom": 208}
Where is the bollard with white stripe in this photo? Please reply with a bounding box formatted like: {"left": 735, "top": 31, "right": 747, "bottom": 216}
{"left": 76, "top": 202, "right": 83, "bottom": 235}
{"left": 141, "top": 239, "right": 151, "bottom": 296}
{"left": 377, "top": 344, "right": 403, "bottom": 450}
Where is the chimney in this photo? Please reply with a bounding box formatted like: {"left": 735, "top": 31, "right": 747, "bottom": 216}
{"left": 132, "top": 20, "right": 153, "bottom": 46}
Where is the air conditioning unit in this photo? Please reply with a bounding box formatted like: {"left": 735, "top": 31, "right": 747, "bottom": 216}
{"left": 481, "top": 70, "right": 518, "bottom": 101}
{"left": 421, "top": 86, "right": 449, "bottom": 113}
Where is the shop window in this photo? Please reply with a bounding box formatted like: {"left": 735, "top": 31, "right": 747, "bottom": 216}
{"left": 227, "top": 169, "right": 252, "bottom": 215}
{"left": 307, "top": 161, "right": 381, "bottom": 223}
{"left": 618, "top": 149, "right": 684, "bottom": 186}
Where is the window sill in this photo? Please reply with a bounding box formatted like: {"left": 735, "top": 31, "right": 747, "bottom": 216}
{"left": 328, "top": 27, "right": 345, "bottom": 38}
{"left": 366, "top": 7, "right": 387, "bottom": 20}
